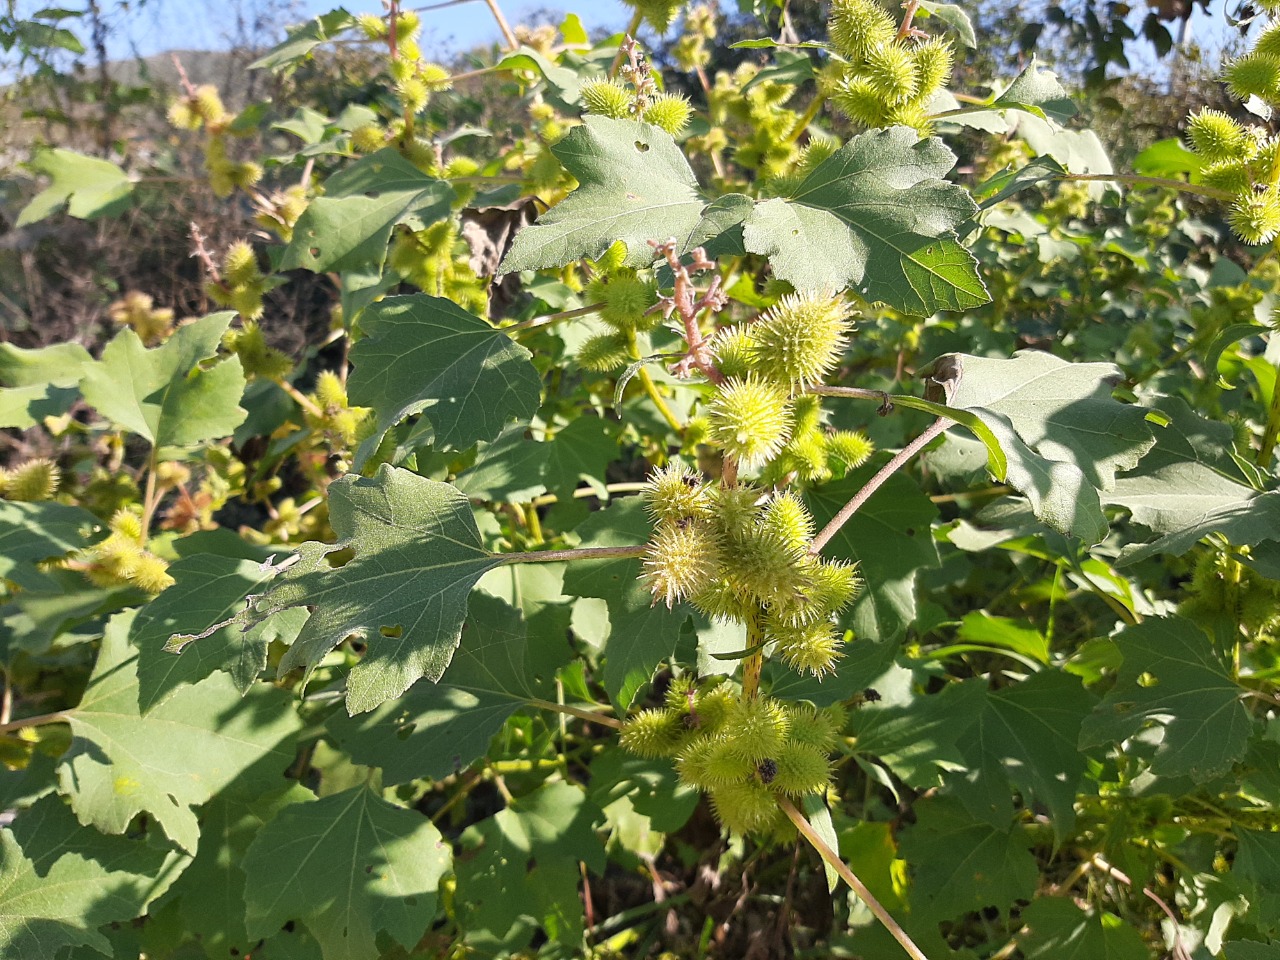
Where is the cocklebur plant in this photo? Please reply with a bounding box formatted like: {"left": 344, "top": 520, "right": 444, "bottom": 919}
{"left": 8, "top": 1, "right": 1280, "bottom": 958}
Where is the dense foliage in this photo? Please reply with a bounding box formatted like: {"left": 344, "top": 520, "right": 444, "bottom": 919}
{"left": 2, "top": 1, "right": 1280, "bottom": 958}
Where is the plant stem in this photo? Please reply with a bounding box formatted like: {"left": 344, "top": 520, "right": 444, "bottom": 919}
{"left": 807, "top": 384, "right": 892, "bottom": 406}
{"left": 275, "top": 377, "right": 324, "bottom": 418}
{"left": 0, "top": 710, "right": 70, "bottom": 735}
{"left": 636, "top": 367, "right": 684, "bottom": 432}
{"left": 499, "top": 545, "right": 647, "bottom": 564}
{"left": 809, "top": 418, "right": 948, "bottom": 556}
{"left": 509, "top": 304, "right": 598, "bottom": 336}
{"left": 1060, "top": 172, "right": 1234, "bottom": 201}
{"left": 523, "top": 502, "right": 544, "bottom": 543}
{"left": 742, "top": 607, "right": 765, "bottom": 700}
{"left": 139, "top": 450, "right": 161, "bottom": 536}
{"left": 1257, "top": 362, "right": 1280, "bottom": 467}
{"left": 609, "top": 13, "right": 644, "bottom": 78}
{"left": 483, "top": 0, "right": 519, "bottom": 50}
{"left": 527, "top": 698, "right": 623, "bottom": 729}
{"left": 778, "top": 797, "right": 930, "bottom": 960}
{"left": 784, "top": 93, "right": 826, "bottom": 145}
{"left": 531, "top": 481, "right": 648, "bottom": 507}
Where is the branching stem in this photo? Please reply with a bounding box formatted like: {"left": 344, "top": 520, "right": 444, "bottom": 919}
{"left": 651, "top": 240, "right": 727, "bottom": 384}
{"left": 809, "top": 418, "right": 948, "bottom": 556}
{"left": 778, "top": 797, "right": 930, "bottom": 960}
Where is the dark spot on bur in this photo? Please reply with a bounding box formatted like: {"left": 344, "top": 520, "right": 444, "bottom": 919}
{"left": 757, "top": 759, "right": 778, "bottom": 784}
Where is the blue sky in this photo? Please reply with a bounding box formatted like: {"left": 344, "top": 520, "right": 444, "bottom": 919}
{"left": 72, "top": 0, "right": 634, "bottom": 61}
{"left": 10, "top": 0, "right": 1247, "bottom": 71}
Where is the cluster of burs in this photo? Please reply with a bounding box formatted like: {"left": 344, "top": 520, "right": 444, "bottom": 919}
{"left": 622, "top": 679, "right": 848, "bottom": 837}
{"left": 825, "top": 0, "right": 955, "bottom": 134}
{"left": 1188, "top": 4, "right": 1280, "bottom": 244}
{"left": 618, "top": 292, "right": 878, "bottom": 834}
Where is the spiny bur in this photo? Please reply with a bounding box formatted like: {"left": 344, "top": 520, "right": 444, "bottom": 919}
{"left": 577, "top": 332, "right": 632, "bottom": 372}
{"left": 642, "top": 520, "right": 722, "bottom": 608}
{"left": 828, "top": 0, "right": 896, "bottom": 62}
{"left": 643, "top": 93, "right": 694, "bottom": 135}
{"left": 619, "top": 708, "right": 684, "bottom": 757}
{"left": 581, "top": 77, "right": 633, "bottom": 119}
{"left": 643, "top": 462, "right": 711, "bottom": 524}
{"left": 1230, "top": 188, "right": 1280, "bottom": 245}
{"left": 707, "top": 375, "right": 793, "bottom": 468}
{"left": 748, "top": 292, "right": 853, "bottom": 387}
{"left": 2, "top": 458, "right": 60, "bottom": 501}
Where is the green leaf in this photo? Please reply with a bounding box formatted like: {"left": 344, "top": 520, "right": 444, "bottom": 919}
{"left": 945, "top": 351, "right": 1155, "bottom": 542}
{"left": 499, "top": 116, "right": 707, "bottom": 272}
{"left": 541, "top": 415, "right": 619, "bottom": 497}
{"left": 455, "top": 782, "right": 605, "bottom": 952}
{"left": 849, "top": 679, "right": 984, "bottom": 788}
{"left": 888, "top": 392, "right": 1007, "bottom": 479}
{"left": 16, "top": 148, "right": 132, "bottom": 227}
{"left": 347, "top": 294, "right": 540, "bottom": 466}
{"left": 0, "top": 795, "right": 186, "bottom": 960}
{"left": 0, "top": 500, "right": 100, "bottom": 590}
{"left": 807, "top": 469, "right": 940, "bottom": 643}
{"left": 496, "top": 46, "right": 582, "bottom": 102}
{"left": 58, "top": 612, "right": 304, "bottom": 853}
{"left": 133, "top": 554, "right": 307, "bottom": 711}
{"left": 249, "top": 9, "right": 356, "bottom": 72}
{"left": 453, "top": 425, "right": 550, "bottom": 503}
{"left": 1019, "top": 898, "right": 1149, "bottom": 959}
{"left": 281, "top": 149, "right": 454, "bottom": 273}
{"left": 952, "top": 611, "right": 1050, "bottom": 665}
{"left": 165, "top": 784, "right": 314, "bottom": 955}
{"left": 897, "top": 796, "right": 1038, "bottom": 920}
{"left": 917, "top": 0, "right": 977, "bottom": 46}
{"left": 1108, "top": 399, "right": 1274, "bottom": 563}
{"left": 992, "top": 59, "right": 1077, "bottom": 124}
{"left": 242, "top": 785, "right": 452, "bottom": 960}
{"left": 953, "top": 669, "right": 1096, "bottom": 841}
{"left": 0, "top": 342, "right": 91, "bottom": 429}
{"left": 247, "top": 466, "right": 503, "bottom": 714}
{"left": 327, "top": 593, "right": 569, "bottom": 783}
{"left": 742, "top": 127, "right": 988, "bottom": 315}
{"left": 561, "top": 498, "right": 688, "bottom": 710}
{"left": 79, "top": 313, "right": 247, "bottom": 448}
{"left": 1235, "top": 828, "right": 1280, "bottom": 925}
{"left": 1225, "top": 942, "right": 1280, "bottom": 959}
{"left": 1079, "top": 616, "right": 1250, "bottom": 781}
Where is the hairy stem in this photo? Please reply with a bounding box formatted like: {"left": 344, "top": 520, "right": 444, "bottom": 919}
{"left": 809, "top": 418, "right": 948, "bottom": 556}
{"left": 1060, "top": 172, "right": 1234, "bottom": 201}
{"left": 483, "top": 0, "right": 519, "bottom": 49}
{"left": 275, "top": 377, "right": 325, "bottom": 419}
{"left": 741, "top": 608, "right": 765, "bottom": 700}
{"left": 509, "top": 304, "right": 598, "bottom": 336}
{"left": 0, "top": 710, "right": 70, "bottom": 735}
{"left": 778, "top": 797, "right": 930, "bottom": 960}
{"left": 609, "top": 15, "right": 644, "bottom": 77}
{"left": 499, "top": 545, "right": 647, "bottom": 564}
{"left": 527, "top": 698, "right": 623, "bottom": 729}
